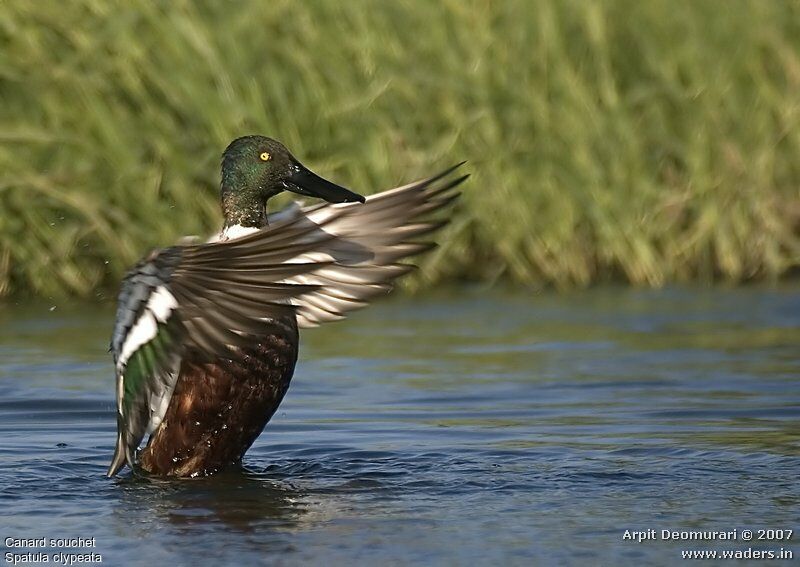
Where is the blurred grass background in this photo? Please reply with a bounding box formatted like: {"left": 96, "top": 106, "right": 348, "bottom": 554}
{"left": 0, "top": 0, "right": 799, "bottom": 298}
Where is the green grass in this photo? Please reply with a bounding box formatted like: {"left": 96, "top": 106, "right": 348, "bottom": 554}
{"left": 1, "top": 0, "right": 798, "bottom": 297}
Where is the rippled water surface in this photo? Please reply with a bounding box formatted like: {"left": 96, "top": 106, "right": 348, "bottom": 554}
{"left": 1, "top": 287, "right": 799, "bottom": 565}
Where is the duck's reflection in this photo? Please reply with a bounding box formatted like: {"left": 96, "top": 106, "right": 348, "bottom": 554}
{"left": 112, "top": 465, "right": 324, "bottom": 535}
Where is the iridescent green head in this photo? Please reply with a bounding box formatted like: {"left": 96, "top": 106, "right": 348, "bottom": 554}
{"left": 220, "top": 135, "right": 364, "bottom": 227}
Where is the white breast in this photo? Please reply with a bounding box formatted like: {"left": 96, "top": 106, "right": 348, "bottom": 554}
{"left": 215, "top": 224, "right": 261, "bottom": 242}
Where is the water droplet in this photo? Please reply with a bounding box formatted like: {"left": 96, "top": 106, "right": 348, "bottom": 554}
{"left": 221, "top": 424, "right": 227, "bottom": 430}
{"left": 194, "top": 421, "right": 200, "bottom": 426}
{"left": 172, "top": 457, "right": 178, "bottom": 463}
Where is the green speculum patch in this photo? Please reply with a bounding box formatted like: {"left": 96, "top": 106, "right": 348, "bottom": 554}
{"left": 122, "top": 317, "right": 178, "bottom": 415}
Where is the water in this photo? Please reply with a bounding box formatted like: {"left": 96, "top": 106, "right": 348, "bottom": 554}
{"left": 1, "top": 287, "right": 798, "bottom": 565}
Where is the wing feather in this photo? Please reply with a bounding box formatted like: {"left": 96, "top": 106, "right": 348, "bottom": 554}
{"left": 279, "top": 166, "right": 466, "bottom": 327}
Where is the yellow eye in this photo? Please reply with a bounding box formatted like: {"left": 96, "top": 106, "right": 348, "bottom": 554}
{"left": 259, "top": 152, "right": 271, "bottom": 162}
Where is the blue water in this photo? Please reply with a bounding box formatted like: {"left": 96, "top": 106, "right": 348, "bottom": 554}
{"left": 1, "top": 287, "right": 799, "bottom": 565}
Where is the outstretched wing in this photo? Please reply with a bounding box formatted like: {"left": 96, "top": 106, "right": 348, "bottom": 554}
{"left": 108, "top": 164, "right": 466, "bottom": 476}
{"left": 273, "top": 163, "right": 467, "bottom": 327}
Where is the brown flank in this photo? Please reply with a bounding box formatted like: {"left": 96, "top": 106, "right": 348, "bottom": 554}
{"left": 139, "top": 321, "right": 299, "bottom": 477}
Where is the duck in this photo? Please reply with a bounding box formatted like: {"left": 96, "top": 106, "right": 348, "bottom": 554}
{"left": 107, "top": 135, "right": 466, "bottom": 477}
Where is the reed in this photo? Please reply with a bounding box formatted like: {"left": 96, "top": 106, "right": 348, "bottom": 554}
{"left": 1, "top": 0, "right": 798, "bottom": 297}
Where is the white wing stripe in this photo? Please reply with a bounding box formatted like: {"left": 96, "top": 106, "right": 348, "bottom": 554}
{"left": 149, "top": 285, "right": 178, "bottom": 323}
{"left": 117, "top": 311, "right": 157, "bottom": 370}
{"left": 117, "top": 286, "right": 177, "bottom": 369}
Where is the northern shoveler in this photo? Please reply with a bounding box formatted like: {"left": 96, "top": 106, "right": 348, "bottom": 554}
{"left": 107, "top": 135, "right": 466, "bottom": 477}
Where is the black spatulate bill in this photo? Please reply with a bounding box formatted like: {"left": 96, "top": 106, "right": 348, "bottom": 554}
{"left": 283, "top": 162, "right": 366, "bottom": 204}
